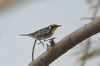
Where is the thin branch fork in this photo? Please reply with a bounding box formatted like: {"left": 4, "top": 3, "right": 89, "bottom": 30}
{"left": 28, "top": 16, "right": 100, "bottom": 66}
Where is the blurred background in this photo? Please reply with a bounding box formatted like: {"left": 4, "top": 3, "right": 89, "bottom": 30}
{"left": 0, "top": 0, "right": 100, "bottom": 66}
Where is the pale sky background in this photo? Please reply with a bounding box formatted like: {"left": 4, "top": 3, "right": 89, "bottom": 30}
{"left": 0, "top": 0, "right": 100, "bottom": 66}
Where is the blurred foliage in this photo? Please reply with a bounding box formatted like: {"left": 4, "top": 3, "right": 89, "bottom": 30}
{"left": 79, "top": 49, "right": 100, "bottom": 61}
{"left": 85, "top": 0, "right": 94, "bottom": 4}
{"left": 85, "top": 0, "right": 100, "bottom": 17}
{"left": 76, "top": 48, "right": 100, "bottom": 66}
{"left": 81, "top": 0, "right": 100, "bottom": 20}
{"left": 73, "top": 0, "right": 100, "bottom": 66}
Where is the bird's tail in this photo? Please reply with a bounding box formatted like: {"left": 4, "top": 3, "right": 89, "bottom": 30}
{"left": 20, "top": 34, "right": 29, "bottom": 36}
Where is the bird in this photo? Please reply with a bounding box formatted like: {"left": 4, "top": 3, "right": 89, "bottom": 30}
{"left": 20, "top": 24, "right": 61, "bottom": 45}
{"left": 20, "top": 24, "right": 61, "bottom": 61}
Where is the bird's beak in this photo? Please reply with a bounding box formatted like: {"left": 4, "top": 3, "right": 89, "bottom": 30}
{"left": 57, "top": 25, "right": 62, "bottom": 27}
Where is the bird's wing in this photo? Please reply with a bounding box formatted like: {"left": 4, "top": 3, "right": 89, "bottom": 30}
{"left": 37, "top": 27, "right": 51, "bottom": 34}
{"left": 28, "top": 27, "right": 51, "bottom": 36}
{"left": 35, "top": 27, "right": 51, "bottom": 37}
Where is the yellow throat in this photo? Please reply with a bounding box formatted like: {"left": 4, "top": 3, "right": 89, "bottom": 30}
{"left": 49, "top": 27, "right": 57, "bottom": 37}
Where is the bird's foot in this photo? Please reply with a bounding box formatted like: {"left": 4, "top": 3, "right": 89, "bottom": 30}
{"left": 46, "top": 37, "right": 56, "bottom": 50}
{"left": 49, "top": 37, "right": 56, "bottom": 47}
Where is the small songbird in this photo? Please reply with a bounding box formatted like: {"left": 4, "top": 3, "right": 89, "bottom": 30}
{"left": 20, "top": 24, "right": 61, "bottom": 61}
{"left": 20, "top": 24, "right": 61, "bottom": 45}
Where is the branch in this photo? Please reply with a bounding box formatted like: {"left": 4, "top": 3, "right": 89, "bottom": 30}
{"left": 28, "top": 16, "right": 100, "bottom": 66}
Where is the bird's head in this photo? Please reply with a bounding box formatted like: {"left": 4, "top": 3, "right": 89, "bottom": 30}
{"left": 48, "top": 24, "right": 61, "bottom": 33}
{"left": 49, "top": 24, "right": 61, "bottom": 29}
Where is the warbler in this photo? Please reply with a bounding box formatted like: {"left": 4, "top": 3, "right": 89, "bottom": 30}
{"left": 20, "top": 24, "right": 61, "bottom": 42}
{"left": 20, "top": 24, "right": 61, "bottom": 61}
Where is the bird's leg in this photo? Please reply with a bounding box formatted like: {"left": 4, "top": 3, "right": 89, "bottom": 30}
{"left": 38, "top": 40, "right": 45, "bottom": 47}
{"left": 32, "top": 40, "right": 37, "bottom": 61}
